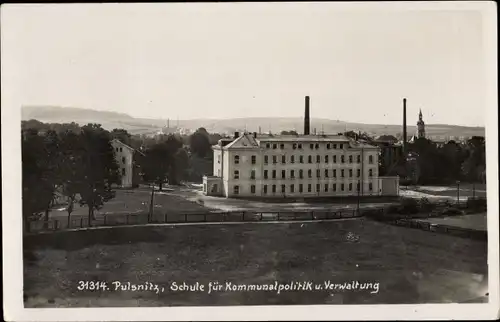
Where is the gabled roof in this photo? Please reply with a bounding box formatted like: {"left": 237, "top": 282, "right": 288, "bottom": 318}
{"left": 224, "top": 133, "right": 260, "bottom": 150}
{"left": 256, "top": 134, "right": 351, "bottom": 142}
{"left": 111, "top": 139, "right": 145, "bottom": 156}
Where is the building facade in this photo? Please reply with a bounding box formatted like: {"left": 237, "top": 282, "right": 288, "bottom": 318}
{"left": 111, "top": 139, "right": 144, "bottom": 188}
{"left": 203, "top": 132, "right": 399, "bottom": 198}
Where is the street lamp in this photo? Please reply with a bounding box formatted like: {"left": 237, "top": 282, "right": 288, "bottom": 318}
{"left": 456, "top": 180, "right": 460, "bottom": 205}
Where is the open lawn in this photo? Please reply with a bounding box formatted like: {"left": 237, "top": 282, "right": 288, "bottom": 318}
{"left": 48, "top": 187, "right": 211, "bottom": 221}
{"left": 24, "top": 219, "right": 488, "bottom": 307}
{"left": 416, "top": 213, "right": 487, "bottom": 232}
{"left": 401, "top": 183, "right": 487, "bottom": 200}
{"left": 48, "top": 185, "right": 396, "bottom": 223}
{"left": 48, "top": 183, "right": 488, "bottom": 223}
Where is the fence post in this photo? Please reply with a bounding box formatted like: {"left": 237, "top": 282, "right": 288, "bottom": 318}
{"left": 126, "top": 215, "right": 129, "bottom": 225}
{"left": 277, "top": 212, "right": 280, "bottom": 221}
{"left": 260, "top": 213, "right": 263, "bottom": 221}
{"left": 311, "top": 211, "right": 314, "bottom": 220}
{"left": 104, "top": 215, "right": 107, "bottom": 226}
{"left": 185, "top": 214, "right": 188, "bottom": 223}
{"left": 164, "top": 213, "right": 167, "bottom": 223}
{"left": 242, "top": 212, "right": 245, "bottom": 221}
{"left": 80, "top": 218, "right": 83, "bottom": 228}
{"left": 204, "top": 213, "right": 207, "bottom": 222}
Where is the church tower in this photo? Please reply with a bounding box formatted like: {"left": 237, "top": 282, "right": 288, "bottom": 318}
{"left": 417, "top": 109, "right": 426, "bottom": 139}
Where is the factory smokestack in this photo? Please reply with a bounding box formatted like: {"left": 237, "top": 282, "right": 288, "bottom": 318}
{"left": 304, "top": 96, "right": 310, "bottom": 135}
{"left": 403, "top": 98, "right": 407, "bottom": 154}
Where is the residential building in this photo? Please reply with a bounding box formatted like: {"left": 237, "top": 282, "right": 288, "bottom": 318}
{"left": 111, "top": 139, "right": 144, "bottom": 188}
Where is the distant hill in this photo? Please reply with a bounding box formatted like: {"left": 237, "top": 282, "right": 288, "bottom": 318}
{"left": 21, "top": 105, "right": 485, "bottom": 138}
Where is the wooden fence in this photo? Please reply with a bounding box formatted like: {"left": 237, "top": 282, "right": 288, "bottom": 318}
{"left": 26, "top": 209, "right": 361, "bottom": 234}
{"left": 384, "top": 218, "right": 486, "bottom": 241}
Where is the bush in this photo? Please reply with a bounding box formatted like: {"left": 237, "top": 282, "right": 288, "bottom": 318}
{"left": 361, "top": 208, "right": 384, "bottom": 218}
{"left": 466, "top": 197, "right": 487, "bottom": 211}
{"left": 418, "top": 197, "right": 434, "bottom": 212}
{"left": 400, "top": 198, "right": 419, "bottom": 214}
{"left": 441, "top": 207, "right": 463, "bottom": 216}
{"left": 385, "top": 205, "right": 401, "bottom": 215}
{"left": 442, "top": 200, "right": 453, "bottom": 208}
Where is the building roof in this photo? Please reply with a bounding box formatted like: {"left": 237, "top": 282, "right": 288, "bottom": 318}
{"left": 374, "top": 134, "right": 399, "bottom": 143}
{"left": 213, "top": 132, "right": 379, "bottom": 150}
{"left": 111, "top": 139, "right": 145, "bottom": 156}
{"left": 255, "top": 134, "right": 351, "bottom": 143}
{"left": 223, "top": 133, "right": 260, "bottom": 149}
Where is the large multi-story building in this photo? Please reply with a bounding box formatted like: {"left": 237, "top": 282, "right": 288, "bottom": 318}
{"left": 203, "top": 132, "right": 399, "bottom": 198}
{"left": 203, "top": 96, "right": 399, "bottom": 199}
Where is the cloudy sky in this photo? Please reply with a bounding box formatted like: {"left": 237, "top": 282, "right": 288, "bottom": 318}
{"left": 2, "top": 3, "right": 492, "bottom": 126}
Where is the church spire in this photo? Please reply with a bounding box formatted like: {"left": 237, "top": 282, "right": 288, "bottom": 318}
{"left": 417, "top": 108, "right": 425, "bottom": 139}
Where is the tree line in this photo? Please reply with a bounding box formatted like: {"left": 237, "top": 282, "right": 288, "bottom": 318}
{"left": 21, "top": 121, "right": 217, "bottom": 231}
{"left": 283, "top": 128, "right": 486, "bottom": 185}
{"left": 405, "top": 136, "right": 486, "bottom": 185}
{"left": 22, "top": 124, "right": 120, "bottom": 231}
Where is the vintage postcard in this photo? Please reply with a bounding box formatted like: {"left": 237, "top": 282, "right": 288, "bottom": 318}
{"left": 2, "top": 1, "right": 499, "bottom": 321}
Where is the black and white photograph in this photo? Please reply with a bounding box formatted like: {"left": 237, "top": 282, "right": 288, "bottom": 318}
{"left": 2, "top": 2, "right": 498, "bottom": 321}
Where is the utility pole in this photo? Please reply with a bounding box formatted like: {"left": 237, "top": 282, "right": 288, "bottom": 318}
{"left": 149, "top": 183, "right": 155, "bottom": 222}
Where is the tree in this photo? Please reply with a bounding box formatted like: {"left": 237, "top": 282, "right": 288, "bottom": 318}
{"left": 141, "top": 143, "right": 173, "bottom": 191}
{"left": 78, "top": 124, "right": 121, "bottom": 224}
{"left": 462, "top": 136, "right": 486, "bottom": 183}
{"left": 344, "top": 130, "right": 358, "bottom": 139}
{"left": 174, "top": 148, "right": 190, "bottom": 183}
{"left": 208, "top": 133, "right": 223, "bottom": 145}
{"left": 110, "top": 128, "right": 132, "bottom": 146}
{"left": 408, "top": 138, "right": 438, "bottom": 184}
{"left": 22, "top": 130, "right": 56, "bottom": 232}
{"left": 40, "top": 130, "right": 64, "bottom": 227}
{"left": 439, "top": 141, "right": 465, "bottom": 182}
{"left": 280, "top": 130, "right": 298, "bottom": 135}
{"left": 58, "top": 130, "right": 85, "bottom": 226}
{"left": 189, "top": 129, "right": 211, "bottom": 158}
{"left": 196, "top": 127, "right": 209, "bottom": 136}
{"left": 165, "top": 135, "right": 184, "bottom": 185}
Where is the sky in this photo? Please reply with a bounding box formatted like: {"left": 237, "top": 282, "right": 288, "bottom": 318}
{"left": 1, "top": 3, "right": 491, "bottom": 126}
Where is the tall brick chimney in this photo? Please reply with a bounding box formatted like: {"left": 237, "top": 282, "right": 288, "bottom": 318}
{"left": 403, "top": 98, "right": 407, "bottom": 154}
{"left": 304, "top": 96, "right": 310, "bottom": 135}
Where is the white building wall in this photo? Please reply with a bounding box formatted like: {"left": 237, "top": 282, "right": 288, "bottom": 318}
{"left": 213, "top": 149, "right": 222, "bottom": 177}
{"left": 111, "top": 141, "right": 134, "bottom": 188}
{"left": 225, "top": 148, "right": 262, "bottom": 198}
{"left": 379, "top": 176, "right": 400, "bottom": 196}
{"left": 222, "top": 149, "right": 230, "bottom": 197}
{"left": 216, "top": 139, "right": 382, "bottom": 198}
{"left": 361, "top": 149, "right": 380, "bottom": 196}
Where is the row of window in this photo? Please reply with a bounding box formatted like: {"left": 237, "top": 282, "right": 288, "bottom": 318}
{"left": 234, "top": 154, "right": 374, "bottom": 165}
{"left": 264, "top": 142, "right": 346, "bottom": 150}
{"left": 233, "top": 182, "right": 374, "bottom": 195}
{"left": 234, "top": 168, "right": 374, "bottom": 179}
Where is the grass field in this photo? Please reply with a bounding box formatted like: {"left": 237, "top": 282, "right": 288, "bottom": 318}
{"left": 48, "top": 187, "right": 211, "bottom": 220}
{"left": 24, "top": 219, "right": 488, "bottom": 307}
{"left": 402, "top": 183, "right": 487, "bottom": 199}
